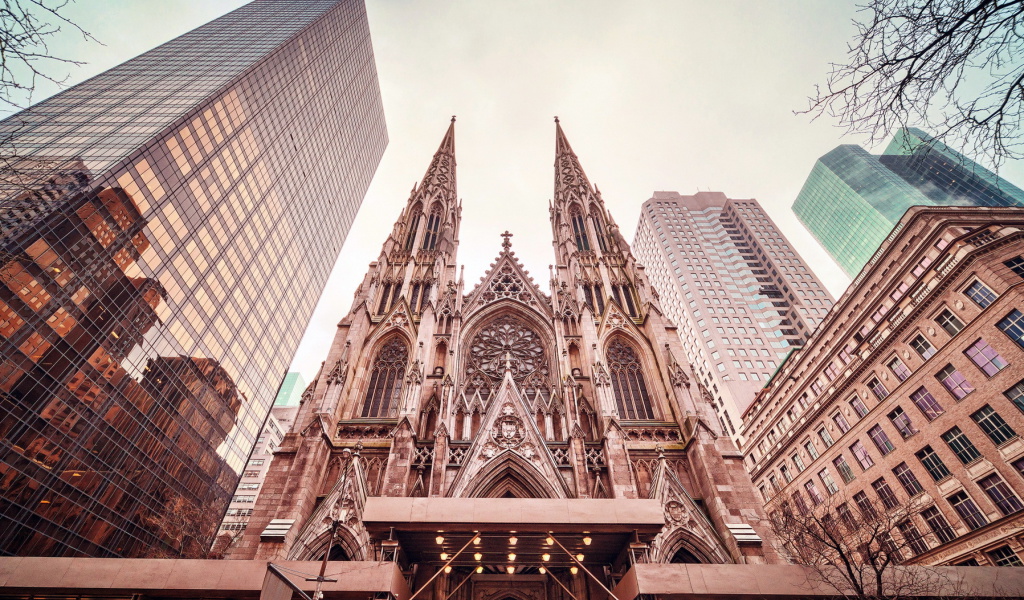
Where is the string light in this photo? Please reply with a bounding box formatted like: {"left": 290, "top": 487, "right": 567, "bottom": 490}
{"left": 541, "top": 553, "right": 550, "bottom": 561}
{"left": 570, "top": 566, "right": 579, "bottom": 575}
{"left": 474, "top": 553, "right": 482, "bottom": 561}
{"left": 436, "top": 535, "right": 444, "bottom": 545}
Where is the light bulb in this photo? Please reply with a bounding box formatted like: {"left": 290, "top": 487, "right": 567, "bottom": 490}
{"left": 542, "top": 553, "right": 550, "bottom": 561}
{"left": 576, "top": 553, "right": 584, "bottom": 561}
{"left": 476, "top": 566, "right": 483, "bottom": 574}
{"left": 570, "top": 566, "right": 579, "bottom": 575}
{"left": 506, "top": 566, "right": 515, "bottom": 575}
{"left": 583, "top": 536, "right": 592, "bottom": 546}
{"left": 474, "top": 552, "right": 482, "bottom": 561}
{"left": 508, "top": 553, "right": 516, "bottom": 561}
{"left": 545, "top": 536, "right": 553, "bottom": 545}
{"left": 474, "top": 536, "right": 481, "bottom": 545}
{"left": 440, "top": 553, "right": 448, "bottom": 560}
{"left": 538, "top": 567, "right": 546, "bottom": 574}
{"left": 436, "top": 535, "right": 444, "bottom": 545}
{"left": 509, "top": 536, "right": 518, "bottom": 545}
{"left": 444, "top": 566, "right": 452, "bottom": 574}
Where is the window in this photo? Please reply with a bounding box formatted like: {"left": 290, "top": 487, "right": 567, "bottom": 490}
{"left": 1005, "top": 256, "right": 1024, "bottom": 278}
{"left": 608, "top": 339, "right": 655, "bottom": 420}
{"left": 921, "top": 506, "right": 957, "bottom": 544}
{"left": 971, "top": 405, "right": 1017, "bottom": 445}
{"left": 916, "top": 445, "right": 951, "bottom": 481}
{"left": 937, "top": 364, "right": 974, "bottom": 399}
{"left": 941, "top": 427, "right": 981, "bottom": 464}
{"left": 837, "top": 502, "right": 856, "bottom": 528}
{"left": 854, "top": 491, "right": 875, "bottom": 517}
{"left": 978, "top": 473, "right": 1024, "bottom": 516}
{"left": 956, "top": 558, "right": 981, "bottom": 566}
{"left": 404, "top": 211, "right": 421, "bottom": 252}
{"left": 998, "top": 309, "right": 1024, "bottom": 349}
{"left": 867, "top": 378, "right": 889, "bottom": 400}
{"left": 243, "top": 470, "right": 260, "bottom": 478}
{"left": 965, "top": 280, "right": 997, "bottom": 308}
{"left": 988, "top": 546, "right": 1024, "bottom": 567}
{"left": 872, "top": 477, "right": 899, "bottom": 510}
{"left": 768, "top": 474, "right": 779, "bottom": 492}
{"left": 819, "top": 468, "right": 839, "bottom": 495}
{"left": 850, "top": 441, "right": 874, "bottom": 470}
{"left": 361, "top": 338, "right": 408, "bottom": 418}
{"left": 910, "top": 387, "right": 944, "bottom": 420}
{"left": 792, "top": 490, "right": 809, "bottom": 514}
{"left": 805, "top": 480, "right": 825, "bottom": 505}
{"left": 232, "top": 495, "right": 256, "bottom": 503}
{"left": 248, "top": 459, "right": 265, "bottom": 467}
{"left": 422, "top": 205, "right": 442, "bottom": 250}
{"left": 897, "top": 520, "right": 929, "bottom": 555}
{"left": 570, "top": 207, "right": 591, "bottom": 252}
{"left": 833, "top": 456, "right": 856, "bottom": 483}
{"left": 887, "top": 357, "right": 912, "bottom": 382}
{"left": 804, "top": 440, "right": 819, "bottom": 460}
{"left": 238, "top": 482, "right": 259, "bottom": 490}
{"left": 935, "top": 309, "right": 965, "bottom": 337}
{"left": 817, "top": 426, "right": 834, "bottom": 448}
{"left": 849, "top": 396, "right": 869, "bottom": 418}
{"left": 592, "top": 214, "right": 609, "bottom": 252}
{"left": 791, "top": 453, "right": 805, "bottom": 472}
{"left": 1007, "top": 379, "right": 1024, "bottom": 414}
{"left": 893, "top": 463, "right": 923, "bottom": 496}
{"left": 780, "top": 464, "right": 792, "bottom": 483}
{"left": 965, "top": 339, "right": 1008, "bottom": 376}
{"left": 832, "top": 411, "right": 851, "bottom": 433}
{"left": 887, "top": 412, "right": 916, "bottom": 445}
{"left": 868, "top": 425, "right": 895, "bottom": 455}
{"left": 948, "top": 491, "right": 988, "bottom": 530}
{"left": 911, "top": 334, "right": 937, "bottom": 360}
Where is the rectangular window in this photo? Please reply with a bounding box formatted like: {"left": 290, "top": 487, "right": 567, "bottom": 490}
{"left": 998, "top": 309, "right": 1024, "bottom": 349}
{"left": 833, "top": 455, "right": 856, "bottom": 483}
{"left": 832, "top": 411, "right": 851, "bottom": 433}
{"left": 805, "top": 480, "right": 825, "bottom": 505}
{"left": 818, "top": 426, "right": 834, "bottom": 448}
{"left": 780, "top": 464, "right": 792, "bottom": 483}
{"left": 1004, "top": 256, "right": 1024, "bottom": 278}
{"left": 910, "top": 387, "right": 944, "bottom": 420}
{"left": 232, "top": 495, "right": 256, "bottom": 503}
{"left": 819, "top": 468, "right": 839, "bottom": 495}
{"left": 935, "top": 309, "right": 965, "bottom": 337}
{"left": 887, "top": 357, "right": 912, "bottom": 382}
{"left": 248, "top": 459, "right": 265, "bottom": 467}
{"left": 238, "top": 482, "right": 259, "bottom": 490}
{"left": 978, "top": 473, "right": 1024, "bottom": 516}
{"left": 940, "top": 426, "right": 981, "bottom": 464}
{"left": 868, "top": 425, "right": 895, "bottom": 455}
{"left": 867, "top": 378, "right": 889, "bottom": 401}
{"left": 897, "top": 519, "right": 929, "bottom": 556}
{"left": 888, "top": 407, "right": 917, "bottom": 439}
{"left": 242, "top": 470, "right": 260, "bottom": 478}
{"left": 850, "top": 440, "right": 874, "bottom": 470}
{"left": 971, "top": 405, "right": 1017, "bottom": 445}
{"left": 921, "top": 506, "right": 957, "bottom": 544}
{"left": 988, "top": 546, "right": 1024, "bottom": 567}
{"left": 854, "top": 491, "right": 875, "bottom": 517}
{"left": 837, "top": 502, "right": 856, "bottom": 528}
{"left": 937, "top": 364, "right": 974, "bottom": 399}
{"left": 965, "top": 338, "right": 1008, "bottom": 376}
{"left": 893, "top": 462, "right": 924, "bottom": 496}
{"left": 804, "top": 440, "right": 819, "bottom": 460}
{"left": 915, "top": 445, "right": 951, "bottom": 481}
{"left": 1006, "top": 379, "right": 1024, "bottom": 414}
{"left": 792, "top": 490, "right": 809, "bottom": 514}
{"left": 911, "top": 334, "right": 937, "bottom": 360}
{"left": 948, "top": 490, "right": 988, "bottom": 530}
{"left": 850, "top": 396, "right": 869, "bottom": 418}
{"left": 791, "top": 453, "right": 805, "bottom": 472}
{"left": 872, "top": 477, "right": 900, "bottom": 510}
{"left": 965, "top": 280, "right": 997, "bottom": 308}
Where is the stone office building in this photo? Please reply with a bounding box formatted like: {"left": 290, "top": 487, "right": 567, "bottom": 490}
{"left": 742, "top": 206, "right": 1024, "bottom": 566}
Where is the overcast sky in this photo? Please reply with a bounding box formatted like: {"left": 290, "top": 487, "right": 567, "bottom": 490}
{"left": 25, "top": 0, "right": 1024, "bottom": 382}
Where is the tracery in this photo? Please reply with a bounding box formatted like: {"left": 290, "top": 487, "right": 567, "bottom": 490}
{"left": 463, "top": 315, "right": 549, "bottom": 399}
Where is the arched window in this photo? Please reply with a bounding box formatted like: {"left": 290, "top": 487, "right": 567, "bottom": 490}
{"left": 591, "top": 213, "right": 609, "bottom": 252}
{"left": 607, "top": 339, "right": 654, "bottom": 420}
{"left": 570, "top": 206, "right": 590, "bottom": 251}
{"left": 404, "top": 204, "right": 422, "bottom": 252}
{"left": 361, "top": 338, "right": 408, "bottom": 417}
{"left": 422, "top": 205, "right": 443, "bottom": 250}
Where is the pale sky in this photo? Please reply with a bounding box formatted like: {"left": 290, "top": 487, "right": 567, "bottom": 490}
{"left": 22, "top": 0, "right": 1024, "bottom": 383}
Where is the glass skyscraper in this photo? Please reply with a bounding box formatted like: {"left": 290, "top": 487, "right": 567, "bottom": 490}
{"left": 793, "top": 128, "right": 1024, "bottom": 277}
{"left": 0, "top": 0, "right": 386, "bottom": 557}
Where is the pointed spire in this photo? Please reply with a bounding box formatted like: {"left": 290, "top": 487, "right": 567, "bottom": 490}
{"left": 554, "top": 117, "right": 593, "bottom": 197}
{"left": 417, "top": 117, "right": 457, "bottom": 203}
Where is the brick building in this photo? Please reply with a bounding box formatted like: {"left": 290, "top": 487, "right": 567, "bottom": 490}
{"left": 741, "top": 206, "right": 1024, "bottom": 566}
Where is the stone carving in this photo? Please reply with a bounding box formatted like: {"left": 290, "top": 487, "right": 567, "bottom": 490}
{"left": 466, "top": 315, "right": 548, "bottom": 385}
{"left": 491, "top": 403, "right": 526, "bottom": 449}
{"left": 480, "top": 262, "right": 534, "bottom": 306}
{"left": 669, "top": 361, "right": 690, "bottom": 388}
{"left": 592, "top": 361, "right": 610, "bottom": 386}
{"left": 326, "top": 357, "right": 347, "bottom": 386}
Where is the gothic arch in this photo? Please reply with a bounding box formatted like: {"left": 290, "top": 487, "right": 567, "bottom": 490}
{"left": 568, "top": 203, "right": 590, "bottom": 252}
{"left": 604, "top": 335, "right": 656, "bottom": 420}
{"left": 461, "top": 450, "right": 563, "bottom": 499}
{"left": 288, "top": 523, "right": 366, "bottom": 561}
{"left": 359, "top": 335, "right": 409, "bottom": 418}
{"left": 657, "top": 528, "right": 725, "bottom": 565}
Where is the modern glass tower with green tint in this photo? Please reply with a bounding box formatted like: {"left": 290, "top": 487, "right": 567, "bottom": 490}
{"left": 793, "top": 128, "right": 1024, "bottom": 277}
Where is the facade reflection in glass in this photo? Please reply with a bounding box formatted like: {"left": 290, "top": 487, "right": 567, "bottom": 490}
{"left": 0, "top": 0, "right": 386, "bottom": 557}
{"left": 792, "top": 128, "right": 1024, "bottom": 277}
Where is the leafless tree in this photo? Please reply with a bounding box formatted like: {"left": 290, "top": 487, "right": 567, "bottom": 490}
{"left": 804, "top": 0, "right": 1024, "bottom": 168}
{"left": 142, "top": 494, "right": 230, "bottom": 559}
{"left": 768, "top": 492, "right": 966, "bottom": 599}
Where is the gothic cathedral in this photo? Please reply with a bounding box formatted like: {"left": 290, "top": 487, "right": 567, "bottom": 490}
{"left": 229, "top": 119, "right": 781, "bottom": 596}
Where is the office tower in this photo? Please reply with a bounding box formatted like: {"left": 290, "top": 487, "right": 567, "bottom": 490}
{"left": 793, "top": 128, "right": 1024, "bottom": 277}
{"left": 274, "top": 372, "right": 306, "bottom": 407}
{"left": 0, "top": 0, "right": 386, "bottom": 557}
{"left": 227, "top": 119, "right": 781, "bottom": 579}
{"left": 632, "top": 192, "right": 834, "bottom": 439}
{"left": 743, "top": 206, "right": 1024, "bottom": 567}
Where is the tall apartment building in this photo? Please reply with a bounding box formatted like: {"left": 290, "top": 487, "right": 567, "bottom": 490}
{"left": 632, "top": 191, "right": 834, "bottom": 439}
{"left": 0, "top": 0, "right": 386, "bottom": 557}
{"left": 742, "top": 206, "right": 1024, "bottom": 567}
{"left": 220, "top": 404, "right": 299, "bottom": 540}
{"left": 793, "top": 128, "right": 1024, "bottom": 277}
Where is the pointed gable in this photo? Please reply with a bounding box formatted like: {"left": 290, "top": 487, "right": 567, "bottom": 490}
{"left": 648, "top": 453, "right": 732, "bottom": 564}
{"left": 463, "top": 233, "right": 551, "bottom": 313}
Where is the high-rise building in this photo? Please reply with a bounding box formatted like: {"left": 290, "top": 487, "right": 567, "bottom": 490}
{"left": 274, "top": 372, "right": 306, "bottom": 407}
{"left": 742, "top": 206, "right": 1024, "bottom": 567}
{"left": 0, "top": 0, "right": 386, "bottom": 557}
{"left": 793, "top": 128, "right": 1024, "bottom": 277}
{"left": 226, "top": 119, "right": 781, "bottom": 582}
{"left": 632, "top": 191, "right": 834, "bottom": 440}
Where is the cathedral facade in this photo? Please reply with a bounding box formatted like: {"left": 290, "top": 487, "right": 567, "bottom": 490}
{"left": 228, "top": 119, "right": 781, "bottom": 597}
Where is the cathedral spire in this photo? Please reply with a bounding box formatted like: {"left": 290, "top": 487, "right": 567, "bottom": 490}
{"left": 416, "top": 116, "right": 457, "bottom": 204}
{"left": 553, "top": 117, "right": 594, "bottom": 204}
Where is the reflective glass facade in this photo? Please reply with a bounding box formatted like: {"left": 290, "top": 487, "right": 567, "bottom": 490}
{"left": 0, "top": 0, "right": 386, "bottom": 557}
{"left": 793, "top": 128, "right": 1024, "bottom": 278}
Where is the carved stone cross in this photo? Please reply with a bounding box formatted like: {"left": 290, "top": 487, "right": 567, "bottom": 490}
{"left": 501, "top": 230, "right": 513, "bottom": 249}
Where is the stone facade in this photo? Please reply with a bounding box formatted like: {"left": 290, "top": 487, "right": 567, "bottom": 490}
{"left": 226, "top": 119, "right": 781, "bottom": 598}
{"left": 742, "top": 206, "right": 1024, "bottom": 566}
